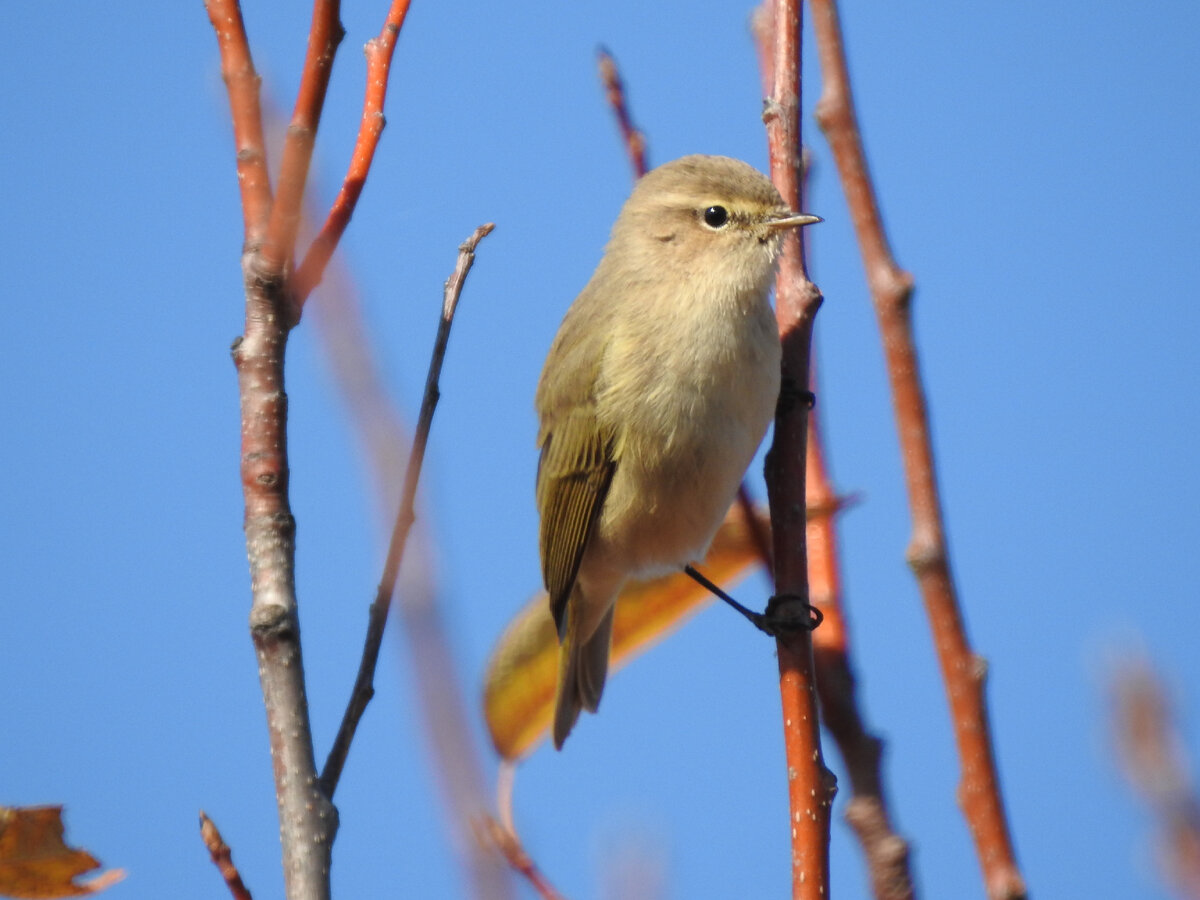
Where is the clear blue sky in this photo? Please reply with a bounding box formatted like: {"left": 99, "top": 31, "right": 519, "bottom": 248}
{"left": 2, "top": 2, "right": 1198, "bottom": 898}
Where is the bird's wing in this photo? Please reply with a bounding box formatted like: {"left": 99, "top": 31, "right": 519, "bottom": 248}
{"left": 536, "top": 406, "right": 616, "bottom": 639}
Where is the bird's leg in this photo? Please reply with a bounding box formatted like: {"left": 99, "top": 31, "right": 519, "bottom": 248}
{"left": 683, "top": 564, "right": 822, "bottom": 636}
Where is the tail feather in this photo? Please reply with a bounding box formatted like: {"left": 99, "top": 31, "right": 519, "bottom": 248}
{"left": 552, "top": 603, "right": 615, "bottom": 749}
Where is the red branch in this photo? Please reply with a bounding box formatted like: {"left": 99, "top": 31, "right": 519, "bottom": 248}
{"left": 204, "top": 1, "right": 418, "bottom": 896}
{"left": 753, "top": 11, "right": 913, "bottom": 895}
{"left": 808, "top": 0, "right": 1025, "bottom": 897}
{"left": 200, "top": 812, "right": 254, "bottom": 900}
{"left": 481, "top": 817, "right": 567, "bottom": 900}
{"left": 1113, "top": 660, "right": 1200, "bottom": 899}
{"left": 596, "top": 47, "right": 648, "bottom": 178}
{"left": 759, "top": 1, "right": 835, "bottom": 897}
{"left": 294, "top": 0, "right": 415, "bottom": 305}
{"left": 262, "top": 0, "right": 345, "bottom": 274}
{"left": 203, "top": 0, "right": 272, "bottom": 244}
{"left": 807, "top": 381, "right": 915, "bottom": 900}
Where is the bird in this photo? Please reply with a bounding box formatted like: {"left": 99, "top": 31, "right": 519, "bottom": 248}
{"left": 535, "top": 154, "right": 820, "bottom": 748}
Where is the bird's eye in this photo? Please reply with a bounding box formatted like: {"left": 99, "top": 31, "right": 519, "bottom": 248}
{"left": 703, "top": 205, "right": 729, "bottom": 228}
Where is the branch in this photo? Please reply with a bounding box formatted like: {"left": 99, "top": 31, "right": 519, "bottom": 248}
{"left": 262, "top": 0, "right": 345, "bottom": 274}
{"left": 596, "top": 47, "right": 648, "bottom": 178}
{"left": 758, "top": 1, "right": 835, "bottom": 897}
{"left": 807, "top": 377, "right": 915, "bottom": 900}
{"left": 759, "top": 20, "right": 914, "bottom": 879}
{"left": 808, "top": 2, "right": 1025, "bottom": 897}
{"left": 232, "top": 252, "right": 334, "bottom": 900}
{"left": 294, "top": 0, "right": 415, "bottom": 305}
{"left": 480, "top": 815, "right": 568, "bottom": 900}
{"left": 305, "top": 180, "right": 511, "bottom": 897}
{"left": 200, "top": 812, "right": 254, "bottom": 900}
{"left": 1112, "top": 659, "right": 1200, "bottom": 899}
{"left": 203, "top": 0, "right": 272, "bottom": 245}
{"left": 320, "top": 223, "right": 496, "bottom": 797}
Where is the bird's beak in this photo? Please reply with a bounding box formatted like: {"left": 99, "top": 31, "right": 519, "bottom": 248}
{"left": 766, "top": 211, "right": 823, "bottom": 230}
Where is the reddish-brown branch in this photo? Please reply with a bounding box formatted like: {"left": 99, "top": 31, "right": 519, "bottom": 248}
{"left": 262, "top": 0, "right": 345, "bottom": 275}
{"left": 759, "top": 2, "right": 835, "bottom": 897}
{"left": 596, "top": 47, "right": 648, "bottom": 179}
{"left": 1113, "top": 660, "right": 1200, "bottom": 899}
{"left": 808, "top": 1, "right": 1024, "bottom": 897}
{"left": 203, "top": 0, "right": 272, "bottom": 245}
{"left": 481, "top": 817, "right": 568, "bottom": 900}
{"left": 808, "top": 386, "right": 915, "bottom": 900}
{"left": 294, "top": 0, "right": 415, "bottom": 305}
{"left": 200, "top": 812, "right": 254, "bottom": 900}
{"left": 321, "top": 223, "right": 495, "bottom": 797}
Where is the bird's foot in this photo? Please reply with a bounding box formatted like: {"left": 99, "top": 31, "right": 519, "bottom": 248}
{"left": 683, "top": 565, "right": 822, "bottom": 636}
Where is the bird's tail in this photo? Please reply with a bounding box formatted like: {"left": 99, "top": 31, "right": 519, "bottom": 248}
{"left": 552, "top": 597, "right": 615, "bottom": 749}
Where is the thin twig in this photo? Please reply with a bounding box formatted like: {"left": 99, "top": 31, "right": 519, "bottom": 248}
{"left": 808, "top": 2, "right": 1025, "bottom": 897}
{"left": 480, "top": 817, "right": 568, "bottom": 900}
{"left": 400, "top": 534, "right": 516, "bottom": 899}
{"left": 200, "top": 812, "right": 254, "bottom": 900}
{"left": 262, "top": 0, "right": 345, "bottom": 274}
{"left": 763, "top": 19, "right": 915, "bottom": 884}
{"left": 320, "top": 223, "right": 496, "bottom": 797}
{"left": 1113, "top": 659, "right": 1200, "bottom": 899}
{"left": 203, "top": 0, "right": 272, "bottom": 245}
{"left": 596, "top": 47, "right": 648, "bottom": 178}
{"left": 294, "top": 0, "right": 415, "bottom": 305}
{"left": 758, "top": 2, "right": 835, "bottom": 897}
{"left": 807, "top": 375, "right": 915, "bottom": 900}
{"left": 307, "top": 211, "right": 511, "bottom": 900}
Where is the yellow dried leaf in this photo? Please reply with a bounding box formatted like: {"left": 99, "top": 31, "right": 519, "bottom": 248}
{"left": 483, "top": 507, "right": 767, "bottom": 761}
{"left": 0, "top": 806, "right": 124, "bottom": 898}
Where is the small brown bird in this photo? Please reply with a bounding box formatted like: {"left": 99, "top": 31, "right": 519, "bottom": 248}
{"left": 535, "top": 154, "right": 819, "bottom": 747}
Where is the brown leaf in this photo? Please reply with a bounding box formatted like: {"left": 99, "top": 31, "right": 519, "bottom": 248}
{"left": 0, "top": 806, "right": 125, "bottom": 898}
{"left": 483, "top": 506, "right": 769, "bottom": 761}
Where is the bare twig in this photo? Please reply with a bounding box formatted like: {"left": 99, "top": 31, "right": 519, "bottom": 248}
{"left": 399, "top": 533, "right": 516, "bottom": 899}
{"left": 203, "top": 0, "right": 272, "bottom": 245}
{"left": 205, "top": 4, "right": 416, "bottom": 895}
{"left": 200, "top": 812, "right": 254, "bottom": 900}
{"left": 1113, "top": 660, "right": 1200, "bottom": 899}
{"left": 320, "top": 223, "right": 496, "bottom": 797}
{"left": 262, "top": 0, "right": 345, "bottom": 273}
{"left": 757, "top": 2, "right": 836, "bottom": 897}
{"left": 294, "top": 0, "right": 415, "bottom": 305}
{"left": 481, "top": 817, "right": 568, "bottom": 900}
{"left": 807, "top": 377, "right": 915, "bottom": 900}
{"left": 596, "top": 47, "right": 648, "bottom": 178}
{"left": 807, "top": 2, "right": 1025, "bottom": 897}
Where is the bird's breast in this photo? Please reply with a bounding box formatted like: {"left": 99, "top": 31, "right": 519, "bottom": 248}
{"left": 592, "top": 295, "right": 781, "bottom": 576}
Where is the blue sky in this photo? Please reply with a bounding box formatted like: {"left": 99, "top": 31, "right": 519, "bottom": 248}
{"left": 2, "top": 2, "right": 1199, "bottom": 898}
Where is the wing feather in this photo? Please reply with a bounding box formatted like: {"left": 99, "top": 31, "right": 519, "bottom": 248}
{"left": 536, "top": 408, "right": 615, "bottom": 637}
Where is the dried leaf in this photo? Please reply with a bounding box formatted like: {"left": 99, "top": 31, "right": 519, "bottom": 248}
{"left": 0, "top": 806, "right": 124, "bottom": 898}
{"left": 483, "top": 506, "right": 768, "bottom": 761}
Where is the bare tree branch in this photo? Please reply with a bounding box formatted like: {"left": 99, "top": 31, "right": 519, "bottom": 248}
{"left": 294, "top": 0, "right": 416, "bottom": 305}
{"left": 200, "top": 811, "right": 254, "bottom": 900}
{"left": 758, "top": 1, "right": 836, "bottom": 897}
{"left": 807, "top": 1, "right": 1025, "bottom": 897}
{"left": 203, "top": 0, "right": 272, "bottom": 245}
{"left": 205, "top": 3, "right": 419, "bottom": 895}
{"left": 262, "top": 0, "right": 345, "bottom": 273}
{"left": 481, "top": 817, "right": 568, "bottom": 900}
{"left": 1113, "top": 659, "right": 1200, "bottom": 899}
{"left": 596, "top": 47, "right": 648, "bottom": 178}
{"left": 320, "top": 223, "right": 496, "bottom": 797}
